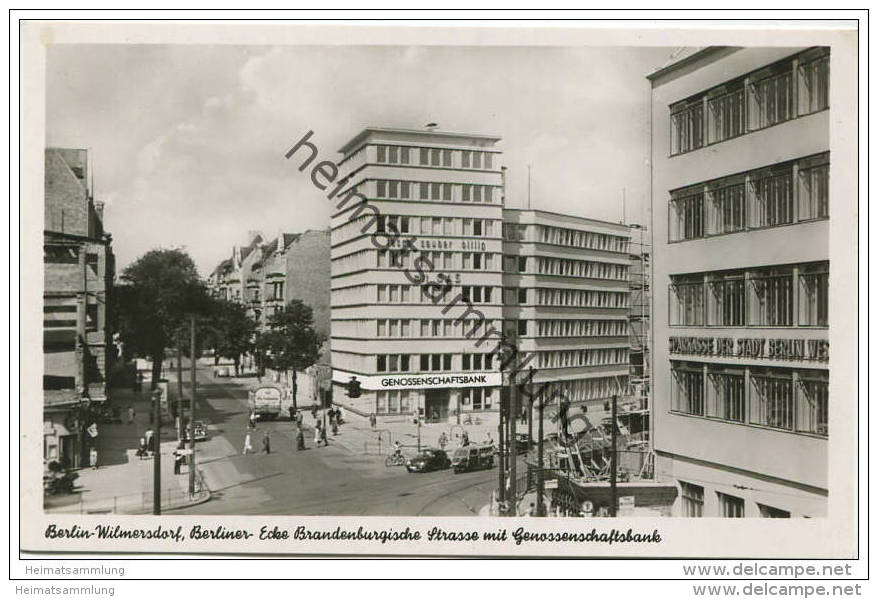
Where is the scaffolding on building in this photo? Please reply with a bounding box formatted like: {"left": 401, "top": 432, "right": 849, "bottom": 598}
{"left": 627, "top": 224, "right": 650, "bottom": 412}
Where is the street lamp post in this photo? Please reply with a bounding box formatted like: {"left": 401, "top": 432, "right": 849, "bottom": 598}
{"left": 152, "top": 388, "right": 161, "bottom": 515}
{"left": 188, "top": 315, "right": 197, "bottom": 496}
{"left": 536, "top": 392, "right": 545, "bottom": 517}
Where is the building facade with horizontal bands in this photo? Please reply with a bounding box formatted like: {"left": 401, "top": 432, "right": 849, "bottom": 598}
{"left": 329, "top": 127, "right": 630, "bottom": 423}
{"left": 648, "top": 47, "right": 830, "bottom": 518}
{"left": 43, "top": 148, "right": 115, "bottom": 467}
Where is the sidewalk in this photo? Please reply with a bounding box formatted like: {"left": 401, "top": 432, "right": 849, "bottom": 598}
{"left": 44, "top": 385, "right": 211, "bottom": 515}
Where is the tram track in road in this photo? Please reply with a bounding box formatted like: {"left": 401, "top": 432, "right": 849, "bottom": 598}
{"left": 413, "top": 472, "right": 496, "bottom": 516}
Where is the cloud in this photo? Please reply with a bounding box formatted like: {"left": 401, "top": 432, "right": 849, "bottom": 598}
{"left": 48, "top": 44, "right": 668, "bottom": 274}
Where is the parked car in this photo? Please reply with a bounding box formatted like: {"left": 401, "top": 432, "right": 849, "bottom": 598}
{"left": 214, "top": 366, "right": 231, "bottom": 378}
{"left": 406, "top": 448, "right": 451, "bottom": 473}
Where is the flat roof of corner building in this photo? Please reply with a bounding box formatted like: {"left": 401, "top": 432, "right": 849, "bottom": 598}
{"left": 645, "top": 46, "right": 726, "bottom": 82}
{"left": 504, "top": 208, "right": 631, "bottom": 232}
{"left": 338, "top": 127, "right": 502, "bottom": 155}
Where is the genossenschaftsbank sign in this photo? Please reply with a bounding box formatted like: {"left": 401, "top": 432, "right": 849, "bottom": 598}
{"left": 332, "top": 370, "right": 502, "bottom": 391}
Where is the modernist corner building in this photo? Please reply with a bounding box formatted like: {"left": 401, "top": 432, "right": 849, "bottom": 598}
{"left": 648, "top": 47, "right": 830, "bottom": 517}
{"left": 329, "top": 127, "right": 631, "bottom": 423}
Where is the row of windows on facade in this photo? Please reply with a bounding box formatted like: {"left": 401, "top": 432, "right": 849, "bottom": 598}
{"left": 377, "top": 215, "right": 497, "bottom": 237}
{"left": 503, "top": 223, "right": 629, "bottom": 253}
{"left": 339, "top": 214, "right": 628, "bottom": 255}
{"left": 669, "top": 153, "right": 829, "bottom": 242}
{"left": 374, "top": 247, "right": 630, "bottom": 281}
{"left": 670, "top": 361, "right": 828, "bottom": 437}
{"left": 374, "top": 387, "right": 496, "bottom": 414}
{"left": 42, "top": 302, "right": 100, "bottom": 333}
{"left": 241, "top": 280, "right": 286, "bottom": 303}
{"left": 374, "top": 347, "right": 629, "bottom": 373}
{"left": 373, "top": 179, "right": 498, "bottom": 203}
{"left": 680, "top": 482, "right": 792, "bottom": 518}
{"left": 368, "top": 376, "right": 626, "bottom": 415}
{"left": 670, "top": 47, "right": 829, "bottom": 156}
{"left": 374, "top": 144, "right": 497, "bottom": 170}
{"left": 670, "top": 261, "right": 828, "bottom": 328}
{"left": 370, "top": 317, "right": 629, "bottom": 339}
{"left": 44, "top": 245, "right": 103, "bottom": 274}
{"left": 333, "top": 282, "right": 630, "bottom": 309}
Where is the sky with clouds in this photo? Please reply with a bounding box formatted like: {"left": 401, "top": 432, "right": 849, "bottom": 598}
{"left": 47, "top": 44, "right": 673, "bottom": 276}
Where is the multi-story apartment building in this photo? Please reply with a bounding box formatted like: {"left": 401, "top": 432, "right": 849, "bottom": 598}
{"left": 648, "top": 47, "right": 830, "bottom": 517}
{"left": 43, "top": 148, "right": 115, "bottom": 467}
{"left": 208, "top": 229, "right": 331, "bottom": 337}
{"left": 208, "top": 231, "right": 264, "bottom": 308}
{"left": 328, "top": 127, "right": 630, "bottom": 422}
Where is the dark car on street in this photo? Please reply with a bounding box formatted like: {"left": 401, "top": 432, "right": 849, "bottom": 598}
{"left": 406, "top": 448, "right": 451, "bottom": 473}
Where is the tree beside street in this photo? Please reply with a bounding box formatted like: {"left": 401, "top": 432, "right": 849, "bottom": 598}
{"left": 115, "top": 248, "right": 209, "bottom": 387}
{"left": 204, "top": 298, "right": 257, "bottom": 376}
{"left": 258, "top": 300, "right": 323, "bottom": 409}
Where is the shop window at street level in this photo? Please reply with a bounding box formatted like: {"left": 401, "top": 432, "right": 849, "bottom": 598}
{"left": 759, "top": 504, "right": 791, "bottom": 518}
{"left": 718, "top": 492, "right": 745, "bottom": 518}
{"left": 680, "top": 482, "right": 704, "bottom": 517}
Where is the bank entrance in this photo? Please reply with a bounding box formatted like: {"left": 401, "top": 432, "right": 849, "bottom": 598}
{"left": 425, "top": 389, "right": 450, "bottom": 422}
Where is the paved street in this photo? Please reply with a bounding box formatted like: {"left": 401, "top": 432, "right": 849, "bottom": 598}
{"left": 177, "top": 368, "right": 514, "bottom": 516}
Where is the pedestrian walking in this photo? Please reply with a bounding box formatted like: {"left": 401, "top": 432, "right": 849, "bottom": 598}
{"left": 369, "top": 412, "right": 376, "bottom": 429}
{"left": 438, "top": 432, "right": 448, "bottom": 451}
{"left": 127, "top": 405, "right": 135, "bottom": 424}
{"left": 311, "top": 403, "right": 318, "bottom": 420}
{"left": 89, "top": 447, "right": 98, "bottom": 470}
{"left": 320, "top": 423, "right": 328, "bottom": 446}
{"left": 173, "top": 442, "right": 185, "bottom": 474}
{"left": 461, "top": 431, "right": 470, "bottom": 447}
{"left": 314, "top": 421, "right": 322, "bottom": 446}
{"left": 242, "top": 431, "right": 253, "bottom": 455}
{"left": 288, "top": 406, "right": 295, "bottom": 421}
{"left": 331, "top": 419, "right": 338, "bottom": 436}
{"left": 296, "top": 426, "right": 306, "bottom": 451}
{"left": 296, "top": 411, "right": 303, "bottom": 427}
{"left": 262, "top": 430, "right": 271, "bottom": 454}
{"left": 249, "top": 411, "right": 257, "bottom": 429}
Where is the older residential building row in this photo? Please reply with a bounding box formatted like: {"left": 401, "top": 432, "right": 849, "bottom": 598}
{"left": 207, "top": 229, "right": 331, "bottom": 338}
